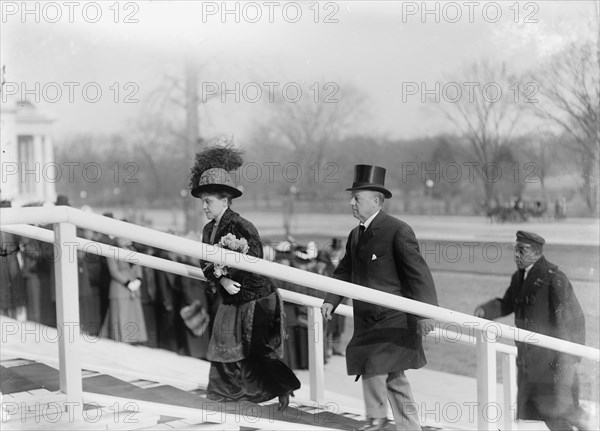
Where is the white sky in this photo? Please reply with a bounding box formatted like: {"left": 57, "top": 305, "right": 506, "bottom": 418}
{"left": 1, "top": 1, "right": 597, "bottom": 144}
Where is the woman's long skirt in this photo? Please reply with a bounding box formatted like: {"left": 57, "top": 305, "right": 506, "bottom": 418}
{"left": 206, "top": 291, "right": 300, "bottom": 403}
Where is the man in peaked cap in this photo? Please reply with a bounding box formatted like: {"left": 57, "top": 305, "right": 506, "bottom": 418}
{"left": 475, "top": 231, "right": 591, "bottom": 431}
{"left": 321, "top": 165, "right": 438, "bottom": 431}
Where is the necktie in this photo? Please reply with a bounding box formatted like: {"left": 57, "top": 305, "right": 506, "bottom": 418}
{"left": 209, "top": 222, "right": 219, "bottom": 244}
{"left": 358, "top": 224, "right": 366, "bottom": 240}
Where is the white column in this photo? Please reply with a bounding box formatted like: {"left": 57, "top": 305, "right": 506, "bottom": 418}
{"left": 33, "top": 134, "right": 45, "bottom": 202}
{"left": 43, "top": 135, "right": 57, "bottom": 203}
{"left": 501, "top": 353, "right": 518, "bottom": 430}
{"left": 307, "top": 306, "right": 325, "bottom": 403}
{"left": 54, "top": 222, "right": 83, "bottom": 416}
{"left": 476, "top": 331, "right": 497, "bottom": 431}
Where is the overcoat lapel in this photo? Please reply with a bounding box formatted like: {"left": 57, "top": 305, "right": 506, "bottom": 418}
{"left": 361, "top": 226, "right": 375, "bottom": 244}
{"left": 209, "top": 208, "right": 236, "bottom": 245}
{"left": 515, "top": 259, "right": 545, "bottom": 304}
{"left": 350, "top": 212, "right": 380, "bottom": 259}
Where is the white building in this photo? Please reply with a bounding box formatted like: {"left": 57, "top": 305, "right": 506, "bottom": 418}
{"left": 1, "top": 100, "right": 56, "bottom": 206}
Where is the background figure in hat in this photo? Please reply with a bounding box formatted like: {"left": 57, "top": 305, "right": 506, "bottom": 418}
{"left": 0, "top": 199, "right": 26, "bottom": 320}
{"left": 321, "top": 165, "right": 438, "bottom": 431}
{"left": 100, "top": 235, "right": 148, "bottom": 344}
{"left": 55, "top": 194, "right": 70, "bottom": 206}
{"left": 475, "top": 231, "right": 591, "bottom": 431}
{"left": 190, "top": 142, "right": 300, "bottom": 410}
{"left": 325, "top": 237, "right": 348, "bottom": 357}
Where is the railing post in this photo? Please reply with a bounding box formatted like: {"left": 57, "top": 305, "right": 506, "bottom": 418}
{"left": 54, "top": 222, "right": 83, "bottom": 417}
{"left": 501, "top": 353, "right": 518, "bottom": 430}
{"left": 476, "top": 330, "right": 497, "bottom": 431}
{"left": 307, "top": 306, "right": 325, "bottom": 403}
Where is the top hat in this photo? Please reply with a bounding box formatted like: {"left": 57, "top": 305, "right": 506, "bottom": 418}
{"left": 191, "top": 168, "right": 242, "bottom": 199}
{"left": 516, "top": 231, "right": 545, "bottom": 247}
{"left": 346, "top": 165, "right": 392, "bottom": 199}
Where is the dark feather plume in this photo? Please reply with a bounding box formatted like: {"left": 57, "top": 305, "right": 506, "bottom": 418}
{"left": 189, "top": 137, "right": 244, "bottom": 190}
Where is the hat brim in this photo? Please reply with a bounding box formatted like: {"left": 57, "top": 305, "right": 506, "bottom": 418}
{"left": 191, "top": 184, "right": 242, "bottom": 199}
{"left": 346, "top": 185, "right": 392, "bottom": 199}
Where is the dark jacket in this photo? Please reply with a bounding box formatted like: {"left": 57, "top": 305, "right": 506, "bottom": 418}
{"left": 0, "top": 230, "right": 25, "bottom": 311}
{"left": 478, "top": 256, "right": 585, "bottom": 420}
{"left": 324, "top": 211, "right": 438, "bottom": 375}
{"left": 202, "top": 208, "right": 276, "bottom": 305}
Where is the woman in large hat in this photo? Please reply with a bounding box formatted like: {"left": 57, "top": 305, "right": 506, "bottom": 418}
{"left": 189, "top": 140, "right": 300, "bottom": 409}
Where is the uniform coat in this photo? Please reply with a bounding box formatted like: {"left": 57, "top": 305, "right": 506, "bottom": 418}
{"left": 478, "top": 256, "right": 585, "bottom": 421}
{"left": 324, "top": 211, "right": 438, "bottom": 375}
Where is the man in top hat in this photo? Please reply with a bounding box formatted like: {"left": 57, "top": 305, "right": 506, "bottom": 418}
{"left": 321, "top": 165, "right": 438, "bottom": 431}
{"left": 475, "top": 231, "right": 591, "bottom": 431}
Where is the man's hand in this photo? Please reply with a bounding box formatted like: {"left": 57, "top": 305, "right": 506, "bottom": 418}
{"left": 220, "top": 277, "right": 241, "bottom": 295}
{"left": 321, "top": 303, "right": 334, "bottom": 321}
{"left": 417, "top": 318, "right": 435, "bottom": 335}
{"left": 474, "top": 307, "right": 486, "bottom": 318}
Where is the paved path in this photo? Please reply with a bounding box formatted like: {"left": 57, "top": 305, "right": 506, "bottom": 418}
{"left": 123, "top": 208, "right": 598, "bottom": 246}
{"left": 247, "top": 213, "right": 599, "bottom": 246}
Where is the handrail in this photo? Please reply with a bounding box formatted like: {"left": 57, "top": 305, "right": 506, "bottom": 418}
{"left": 2, "top": 220, "right": 482, "bottom": 419}
{"left": 1, "top": 207, "right": 596, "bottom": 430}
{"left": 2, "top": 207, "right": 597, "bottom": 361}
{"left": 4, "top": 223, "right": 474, "bottom": 346}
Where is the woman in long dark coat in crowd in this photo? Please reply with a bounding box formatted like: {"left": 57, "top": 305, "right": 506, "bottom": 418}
{"left": 190, "top": 143, "right": 300, "bottom": 410}
{"left": 0, "top": 199, "right": 26, "bottom": 319}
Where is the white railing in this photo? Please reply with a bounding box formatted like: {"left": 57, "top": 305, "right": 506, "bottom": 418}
{"left": 1, "top": 206, "right": 598, "bottom": 431}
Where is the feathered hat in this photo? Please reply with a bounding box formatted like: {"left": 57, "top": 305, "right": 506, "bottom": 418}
{"left": 189, "top": 136, "right": 244, "bottom": 199}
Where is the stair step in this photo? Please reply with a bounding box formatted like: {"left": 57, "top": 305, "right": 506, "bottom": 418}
{"left": 1, "top": 390, "right": 66, "bottom": 417}
{"left": 140, "top": 421, "right": 240, "bottom": 430}
{"left": 1, "top": 405, "right": 160, "bottom": 430}
{"left": 1, "top": 358, "right": 37, "bottom": 368}
{"left": 129, "top": 379, "right": 163, "bottom": 389}
{"left": 1, "top": 363, "right": 60, "bottom": 393}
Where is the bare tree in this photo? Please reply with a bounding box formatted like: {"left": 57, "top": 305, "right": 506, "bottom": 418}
{"left": 132, "top": 56, "right": 221, "bottom": 231}
{"left": 264, "top": 84, "right": 368, "bottom": 188}
{"left": 129, "top": 113, "right": 182, "bottom": 203}
{"left": 514, "top": 131, "right": 560, "bottom": 196}
{"left": 436, "top": 60, "right": 523, "bottom": 206}
{"left": 532, "top": 39, "right": 600, "bottom": 215}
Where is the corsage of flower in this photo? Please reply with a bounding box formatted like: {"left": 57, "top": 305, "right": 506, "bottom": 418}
{"left": 213, "top": 233, "right": 250, "bottom": 278}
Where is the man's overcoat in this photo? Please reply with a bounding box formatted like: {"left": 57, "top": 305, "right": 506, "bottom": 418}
{"left": 324, "top": 211, "right": 438, "bottom": 375}
{"left": 479, "top": 256, "right": 585, "bottom": 420}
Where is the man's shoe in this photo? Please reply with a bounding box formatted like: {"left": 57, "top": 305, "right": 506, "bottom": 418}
{"left": 358, "top": 417, "right": 389, "bottom": 431}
